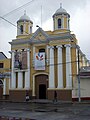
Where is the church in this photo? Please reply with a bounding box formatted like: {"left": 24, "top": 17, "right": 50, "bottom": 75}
{"left": 9, "top": 5, "right": 89, "bottom": 102}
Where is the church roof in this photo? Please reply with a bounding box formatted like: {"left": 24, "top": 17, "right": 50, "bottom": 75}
{"left": 53, "top": 4, "right": 70, "bottom": 17}
{"left": 56, "top": 7, "right": 67, "bottom": 14}
{"left": 0, "top": 52, "right": 7, "bottom": 60}
{"left": 17, "top": 11, "right": 33, "bottom": 23}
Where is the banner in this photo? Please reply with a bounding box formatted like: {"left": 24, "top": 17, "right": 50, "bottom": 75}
{"left": 34, "top": 52, "right": 45, "bottom": 70}
{"left": 14, "top": 51, "right": 27, "bottom": 69}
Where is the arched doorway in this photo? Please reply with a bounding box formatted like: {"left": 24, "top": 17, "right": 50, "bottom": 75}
{"left": 35, "top": 74, "right": 48, "bottom": 99}
{"left": 39, "top": 84, "right": 46, "bottom": 99}
{"left": 0, "top": 80, "right": 3, "bottom": 99}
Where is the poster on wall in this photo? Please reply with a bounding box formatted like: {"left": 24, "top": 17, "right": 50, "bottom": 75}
{"left": 34, "top": 52, "right": 45, "bottom": 70}
{"left": 14, "top": 51, "right": 27, "bottom": 69}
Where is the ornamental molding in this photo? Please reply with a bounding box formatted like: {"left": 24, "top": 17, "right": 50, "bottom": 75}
{"left": 56, "top": 45, "right": 63, "bottom": 48}
{"left": 9, "top": 34, "right": 72, "bottom": 46}
{"left": 64, "top": 44, "right": 71, "bottom": 47}
{"left": 48, "top": 46, "right": 54, "bottom": 49}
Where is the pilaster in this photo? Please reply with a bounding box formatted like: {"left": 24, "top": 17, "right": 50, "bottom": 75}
{"left": 11, "top": 51, "right": 16, "bottom": 89}
{"left": 65, "top": 44, "right": 72, "bottom": 88}
{"left": 18, "top": 72, "right": 23, "bottom": 89}
{"left": 56, "top": 45, "right": 63, "bottom": 88}
{"left": 25, "top": 48, "right": 30, "bottom": 89}
{"left": 49, "top": 46, "right": 55, "bottom": 88}
{"left": 3, "top": 79, "right": 6, "bottom": 95}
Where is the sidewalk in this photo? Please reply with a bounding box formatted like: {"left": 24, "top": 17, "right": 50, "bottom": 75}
{"left": 29, "top": 99, "right": 73, "bottom": 104}
{"left": 0, "top": 99, "right": 90, "bottom": 104}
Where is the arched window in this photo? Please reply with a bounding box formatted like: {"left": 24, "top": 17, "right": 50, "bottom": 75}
{"left": 30, "top": 26, "right": 32, "bottom": 33}
{"left": 58, "top": 19, "right": 62, "bottom": 28}
{"left": 20, "top": 25, "right": 23, "bottom": 34}
{"left": 39, "top": 48, "right": 45, "bottom": 52}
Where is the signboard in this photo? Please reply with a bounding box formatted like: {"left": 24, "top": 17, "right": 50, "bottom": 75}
{"left": 14, "top": 51, "right": 27, "bottom": 69}
{"left": 34, "top": 52, "right": 45, "bottom": 70}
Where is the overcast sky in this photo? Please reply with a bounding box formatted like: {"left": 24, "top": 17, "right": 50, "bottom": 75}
{"left": 0, "top": 0, "right": 90, "bottom": 60}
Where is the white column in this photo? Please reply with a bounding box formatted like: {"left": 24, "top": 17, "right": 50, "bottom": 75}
{"left": 67, "top": 15, "right": 70, "bottom": 29}
{"left": 46, "top": 45, "right": 49, "bottom": 65}
{"left": 85, "top": 57, "right": 87, "bottom": 66}
{"left": 82, "top": 54, "right": 85, "bottom": 66}
{"left": 25, "top": 72, "right": 30, "bottom": 89}
{"left": 68, "top": 18, "right": 70, "bottom": 30}
{"left": 67, "top": 16, "right": 68, "bottom": 29}
{"left": 3, "top": 79, "right": 6, "bottom": 95}
{"left": 9, "top": 78, "right": 10, "bottom": 89}
{"left": 57, "top": 45, "right": 63, "bottom": 88}
{"left": 17, "top": 24, "right": 20, "bottom": 35}
{"left": 86, "top": 60, "right": 89, "bottom": 66}
{"left": 61, "top": 15, "right": 64, "bottom": 29}
{"left": 23, "top": 21, "right": 26, "bottom": 34}
{"left": 76, "top": 48, "right": 78, "bottom": 74}
{"left": 28, "top": 23, "right": 30, "bottom": 34}
{"left": 49, "top": 46, "right": 55, "bottom": 88}
{"left": 25, "top": 49, "right": 30, "bottom": 89}
{"left": 18, "top": 72, "right": 23, "bottom": 89}
{"left": 65, "top": 44, "right": 72, "bottom": 88}
{"left": 11, "top": 51, "right": 16, "bottom": 89}
{"left": 11, "top": 73, "right": 16, "bottom": 89}
{"left": 33, "top": 46, "right": 35, "bottom": 67}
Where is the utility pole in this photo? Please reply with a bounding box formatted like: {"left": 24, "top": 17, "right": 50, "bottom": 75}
{"left": 77, "top": 46, "right": 81, "bottom": 102}
{"left": 71, "top": 39, "right": 81, "bottom": 102}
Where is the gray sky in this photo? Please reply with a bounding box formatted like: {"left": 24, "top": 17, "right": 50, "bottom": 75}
{"left": 0, "top": 0, "right": 90, "bottom": 60}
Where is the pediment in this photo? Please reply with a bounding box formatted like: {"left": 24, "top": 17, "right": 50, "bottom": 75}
{"left": 31, "top": 27, "right": 49, "bottom": 41}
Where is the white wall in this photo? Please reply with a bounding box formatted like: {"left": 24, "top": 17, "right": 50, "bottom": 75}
{"left": 80, "top": 78, "right": 90, "bottom": 97}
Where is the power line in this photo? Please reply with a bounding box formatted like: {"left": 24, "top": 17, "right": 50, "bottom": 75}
{"left": 0, "top": 16, "right": 29, "bottom": 35}
{"left": 0, "top": 16, "right": 44, "bottom": 44}
{"left": 1, "top": 0, "right": 35, "bottom": 18}
{"left": 0, "top": 16, "right": 17, "bottom": 28}
{"left": 0, "top": 0, "right": 44, "bottom": 44}
{"left": 0, "top": 16, "right": 48, "bottom": 44}
{"left": 0, "top": 0, "right": 36, "bottom": 35}
{"left": 1, "top": 16, "right": 47, "bottom": 44}
{"left": 30, "top": 60, "right": 80, "bottom": 69}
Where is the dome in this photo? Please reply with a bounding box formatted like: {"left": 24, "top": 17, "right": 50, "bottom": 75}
{"left": 53, "top": 4, "right": 70, "bottom": 17}
{"left": 17, "top": 11, "right": 32, "bottom": 23}
{"left": 55, "top": 7, "right": 67, "bottom": 14}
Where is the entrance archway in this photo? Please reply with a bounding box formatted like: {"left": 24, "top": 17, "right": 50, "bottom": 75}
{"left": 0, "top": 80, "right": 3, "bottom": 99}
{"left": 35, "top": 74, "right": 48, "bottom": 99}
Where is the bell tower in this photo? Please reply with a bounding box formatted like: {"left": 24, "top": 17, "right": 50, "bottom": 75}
{"left": 17, "top": 11, "right": 33, "bottom": 36}
{"left": 53, "top": 4, "right": 70, "bottom": 31}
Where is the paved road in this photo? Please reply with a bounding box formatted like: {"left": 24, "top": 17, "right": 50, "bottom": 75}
{"left": 0, "top": 101, "right": 90, "bottom": 120}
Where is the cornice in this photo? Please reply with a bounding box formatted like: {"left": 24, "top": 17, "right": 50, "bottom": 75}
{"left": 9, "top": 32, "right": 75, "bottom": 46}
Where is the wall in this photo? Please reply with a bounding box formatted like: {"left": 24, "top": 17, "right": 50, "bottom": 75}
{"left": 80, "top": 78, "right": 90, "bottom": 98}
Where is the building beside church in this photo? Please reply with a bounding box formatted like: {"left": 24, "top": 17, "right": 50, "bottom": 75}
{"left": 9, "top": 5, "right": 90, "bottom": 102}
{"left": 0, "top": 52, "right": 10, "bottom": 99}
{"left": 79, "top": 66, "right": 90, "bottom": 100}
